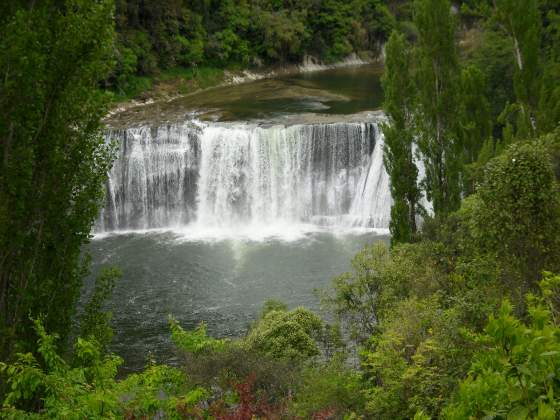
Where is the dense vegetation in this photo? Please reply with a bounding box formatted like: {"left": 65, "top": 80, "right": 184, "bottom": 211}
{"left": 1, "top": 0, "right": 560, "bottom": 418}
{"left": 109, "top": 0, "right": 395, "bottom": 97}
{"left": 0, "top": 0, "right": 116, "bottom": 362}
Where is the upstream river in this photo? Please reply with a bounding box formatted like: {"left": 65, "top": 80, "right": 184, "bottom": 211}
{"left": 85, "top": 64, "right": 389, "bottom": 372}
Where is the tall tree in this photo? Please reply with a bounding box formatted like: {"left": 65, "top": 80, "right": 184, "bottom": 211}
{"left": 493, "top": 0, "right": 542, "bottom": 138}
{"left": 414, "top": 0, "right": 463, "bottom": 216}
{"left": 382, "top": 31, "right": 420, "bottom": 245}
{"left": 458, "top": 64, "right": 493, "bottom": 194}
{"left": 0, "top": 0, "right": 116, "bottom": 359}
{"left": 537, "top": 1, "right": 560, "bottom": 134}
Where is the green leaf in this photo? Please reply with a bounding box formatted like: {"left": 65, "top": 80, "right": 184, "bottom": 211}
{"left": 507, "top": 406, "right": 529, "bottom": 420}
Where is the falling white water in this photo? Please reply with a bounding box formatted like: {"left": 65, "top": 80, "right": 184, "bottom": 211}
{"left": 348, "top": 123, "right": 391, "bottom": 227}
{"left": 96, "top": 118, "right": 392, "bottom": 238}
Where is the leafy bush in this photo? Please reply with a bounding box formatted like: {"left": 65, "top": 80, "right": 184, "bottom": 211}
{"left": 117, "top": 363, "right": 200, "bottom": 418}
{"left": 360, "top": 294, "right": 477, "bottom": 418}
{"left": 169, "top": 316, "right": 226, "bottom": 354}
{"left": 443, "top": 274, "right": 560, "bottom": 419}
{"left": 324, "top": 242, "right": 447, "bottom": 344}
{"left": 1, "top": 319, "right": 122, "bottom": 418}
{"left": 291, "top": 355, "right": 366, "bottom": 418}
{"left": 244, "top": 306, "right": 325, "bottom": 360}
{"left": 472, "top": 140, "right": 560, "bottom": 305}
{"left": 169, "top": 309, "right": 301, "bottom": 404}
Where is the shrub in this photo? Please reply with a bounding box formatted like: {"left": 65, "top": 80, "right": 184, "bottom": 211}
{"left": 291, "top": 355, "right": 366, "bottom": 418}
{"left": 443, "top": 274, "right": 560, "bottom": 419}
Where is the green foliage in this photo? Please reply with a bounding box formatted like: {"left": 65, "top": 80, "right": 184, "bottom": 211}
{"left": 169, "top": 316, "right": 226, "bottom": 354}
{"left": 117, "top": 364, "right": 196, "bottom": 418}
{"left": 0, "top": 319, "right": 205, "bottom": 419}
{"left": 472, "top": 140, "right": 560, "bottom": 301}
{"left": 459, "top": 64, "right": 493, "bottom": 193}
{"left": 382, "top": 31, "right": 420, "bottom": 245}
{"left": 490, "top": 0, "right": 560, "bottom": 139}
{"left": 443, "top": 276, "right": 560, "bottom": 419}
{"left": 107, "top": 0, "right": 395, "bottom": 94}
{"left": 325, "top": 242, "right": 447, "bottom": 344}
{"left": 0, "top": 0, "right": 116, "bottom": 360}
{"left": 3, "top": 1, "right": 560, "bottom": 418}
{"left": 79, "top": 267, "right": 122, "bottom": 354}
{"left": 260, "top": 298, "right": 288, "bottom": 317}
{"left": 245, "top": 307, "right": 325, "bottom": 360}
{"left": 327, "top": 135, "right": 560, "bottom": 418}
{"left": 413, "top": 410, "right": 431, "bottom": 420}
{"left": 208, "top": 29, "right": 251, "bottom": 66}
{"left": 466, "top": 29, "right": 516, "bottom": 134}
{"left": 257, "top": 9, "right": 308, "bottom": 62}
{"left": 538, "top": 3, "right": 560, "bottom": 135}
{"left": 362, "top": 296, "right": 476, "bottom": 418}
{"left": 539, "top": 271, "right": 560, "bottom": 323}
{"left": 166, "top": 308, "right": 346, "bottom": 417}
{"left": 291, "top": 355, "right": 366, "bottom": 418}
{"left": 178, "top": 343, "right": 300, "bottom": 405}
{"left": 414, "top": 0, "right": 463, "bottom": 216}
{"left": 312, "top": 0, "right": 393, "bottom": 60}
{"left": 175, "top": 34, "right": 205, "bottom": 67}
{"left": 0, "top": 319, "right": 122, "bottom": 418}
{"left": 493, "top": 0, "right": 542, "bottom": 138}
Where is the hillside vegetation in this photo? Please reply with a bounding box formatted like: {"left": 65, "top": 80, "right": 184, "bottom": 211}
{"left": 108, "top": 0, "right": 394, "bottom": 99}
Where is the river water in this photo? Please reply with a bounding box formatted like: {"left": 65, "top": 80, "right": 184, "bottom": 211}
{"left": 85, "top": 64, "right": 389, "bottom": 371}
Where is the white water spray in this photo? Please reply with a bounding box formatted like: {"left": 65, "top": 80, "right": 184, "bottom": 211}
{"left": 96, "top": 118, "right": 392, "bottom": 237}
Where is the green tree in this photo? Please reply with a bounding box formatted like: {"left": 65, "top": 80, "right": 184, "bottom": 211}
{"left": 0, "top": 319, "right": 123, "bottom": 418}
{"left": 0, "top": 0, "right": 116, "bottom": 359}
{"left": 471, "top": 140, "right": 560, "bottom": 306}
{"left": 466, "top": 29, "right": 515, "bottom": 136}
{"left": 459, "top": 64, "right": 493, "bottom": 193}
{"left": 292, "top": 355, "right": 365, "bottom": 418}
{"left": 459, "top": 65, "right": 492, "bottom": 165}
{"left": 414, "top": 0, "right": 463, "bottom": 215}
{"left": 169, "top": 316, "right": 226, "bottom": 355}
{"left": 493, "top": 0, "right": 542, "bottom": 137}
{"left": 382, "top": 31, "right": 420, "bottom": 245}
{"left": 538, "top": 2, "right": 560, "bottom": 134}
{"left": 359, "top": 0, "right": 395, "bottom": 51}
{"left": 257, "top": 9, "right": 308, "bottom": 63}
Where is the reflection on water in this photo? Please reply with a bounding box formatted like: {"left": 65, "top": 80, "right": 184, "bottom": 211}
{"left": 107, "top": 64, "right": 384, "bottom": 127}
{"left": 84, "top": 231, "right": 388, "bottom": 372}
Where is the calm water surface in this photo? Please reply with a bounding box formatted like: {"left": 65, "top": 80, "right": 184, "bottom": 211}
{"left": 108, "top": 64, "right": 384, "bottom": 126}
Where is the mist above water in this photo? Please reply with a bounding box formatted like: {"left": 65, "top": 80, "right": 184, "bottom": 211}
{"left": 96, "top": 118, "right": 392, "bottom": 241}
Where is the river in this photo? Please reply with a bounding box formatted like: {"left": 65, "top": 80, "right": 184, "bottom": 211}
{"left": 85, "top": 64, "right": 390, "bottom": 372}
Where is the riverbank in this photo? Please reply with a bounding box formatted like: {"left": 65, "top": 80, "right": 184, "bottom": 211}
{"left": 106, "top": 53, "right": 382, "bottom": 120}
{"left": 104, "top": 64, "right": 384, "bottom": 127}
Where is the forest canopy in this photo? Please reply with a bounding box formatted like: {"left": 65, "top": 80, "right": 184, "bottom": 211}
{"left": 111, "top": 0, "right": 394, "bottom": 77}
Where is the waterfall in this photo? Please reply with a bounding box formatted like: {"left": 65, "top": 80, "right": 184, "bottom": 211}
{"left": 96, "top": 119, "right": 392, "bottom": 236}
